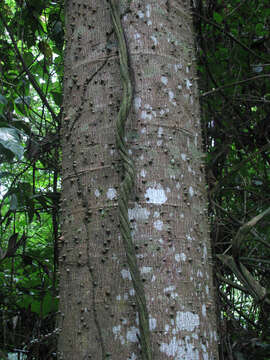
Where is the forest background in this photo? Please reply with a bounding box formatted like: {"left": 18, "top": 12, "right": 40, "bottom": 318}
{"left": 0, "top": 0, "right": 270, "bottom": 359}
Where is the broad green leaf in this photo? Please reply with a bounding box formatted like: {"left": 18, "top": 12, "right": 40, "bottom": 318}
{"left": 23, "top": 52, "right": 35, "bottom": 67}
{"left": 51, "top": 91, "right": 62, "bottom": 106}
{"left": 15, "top": 96, "right": 31, "bottom": 106}
{"left": 213, "top": 11, "right": 223, "bottom": 24}
{"left": 0, "top": 94, "right": 8, "bottom": 115}
{"left": 9, "top": 193, "right": 18, "bottom": 211}
{"left": 0, "top": 94, "right": 8, "bottom": 105}
{"left": 0, "top": 127, "right": 24, "bottom": 159}
{"left": 42, "top": 292, "right": 58, "bottom": 317}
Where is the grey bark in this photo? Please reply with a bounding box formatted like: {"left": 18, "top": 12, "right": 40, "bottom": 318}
{"left": 58, "top": 1, "right": 219, "bottom": 359}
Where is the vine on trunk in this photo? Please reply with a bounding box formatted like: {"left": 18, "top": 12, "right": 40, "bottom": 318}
{"left": 108, "top": 1, "right": 152, "bottom": 359}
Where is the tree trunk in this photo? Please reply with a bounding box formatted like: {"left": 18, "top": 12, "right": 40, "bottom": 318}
{"left": 58, "top": 0, "right": 219, "bottom": 359}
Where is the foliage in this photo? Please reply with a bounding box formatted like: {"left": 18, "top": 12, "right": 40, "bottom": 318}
{"left": 194, "top": 0, "right": 270, "bottom": 358}
{"left": 0, "top": 0, "right": 63, "bottom": 358}
{"left": 0, "top": 0, "right": 270, "bottom": 359}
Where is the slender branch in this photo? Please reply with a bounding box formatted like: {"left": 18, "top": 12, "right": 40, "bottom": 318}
{"left": 193, "top": 12, "right": 268, "bottom": 61}
{"left": 201, "top": 75, "right": 270, "bottom": 97}
{"left": 0, "top": 14, "right": 58, "bottom": 122}
{"left": 232, "top": 207, "right": 270, "bottom": 259}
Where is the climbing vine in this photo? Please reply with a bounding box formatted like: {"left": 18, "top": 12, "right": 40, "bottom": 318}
{"left": 108, "top": 1, "right": 152, "bottom": 359}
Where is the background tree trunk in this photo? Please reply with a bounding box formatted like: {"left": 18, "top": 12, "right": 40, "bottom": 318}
{"left": 58, "top": 0, "right": 219, "bottom": 359}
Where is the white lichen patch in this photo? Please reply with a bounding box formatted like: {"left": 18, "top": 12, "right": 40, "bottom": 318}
{"left": 145, "top": 183, "right": 167, "bottom": 204}
{"left": 176, "top": 311, "right": 200, "bottom": 332}
{"left": 154, "top": 219, "right": 163, "bottom": 231}
{"left": 142, "top": 104, "right": 156, "bottom": 120}
{"left": 181, "top": 153, "right": 187, "bottom": 161}
{"left": 134, "top": 32, "right": 141, "bottom": 40}
{"left": 112, "top": 325, "right": 126, "bottom": 345}
{"left": 140, "top": 169, "right": 146, "bottom": 178}
{"left": 186, "top": 79, "right": 192, "bottom": 90}
{"left": 168, "top": 90, "right": 176, "bottom": 106}
{"left": 153, "top": 211, "right": 160, "bottom": 218}
{"left": 159, "top": 109, "right": 165, "bottom": 116}
{"left": 160, "top": 336, "right": 200, "bottom": 359}
{"left": 137, "top": 10, "right": 144, "bottom": 18}
{"left": 164, "top": 285, "right": 177, "bottom": 298}
{"left": 175, "top": 253, "right": 186, "bottom": 262}
{"left": 129, "top": 288, "right": 135, "bottom": 296}
{"left": 107, "top": 188, "right": 117, "bottom": 200}
{"left": 121, "top": 269, "right": 132, "bottom": 281}
{"left": 158, "top": 127, "right": 163, "bottom": 137}
{"left": 203, "top": 244, "right": 207, "bottom": 259}
{"left": 140, "top": 266, "right": 152, "bottom": 274}
{"left": 128, "top": 203, "right": 150, "bottom": 221}
{"left": 202, "top": 304, "right": 206, "bottom": 317}
{"left": 141, "top": 109, "right": 153, "bottom": 120}
{"left": 134, "top": 97, "right": 141, "bottom": 111}
{"left": 197, "top": 269, "right": 203, "bottom": 277}
{"left": 151, "top": 35, "right": 158, "bottom": 46}
{"left": 174, "top": 63, "right": 183, "bottom": 72}
{"left": 112, "top": 325, "right": 121, "bottom": 336}
{"left": 186, "top": 234, "right": 193, "bottom": 242}
{"left": 189, "top": 186, "right": 194, "bottom": 197}
{"left": 94, "top": 189, "right": 100, "bottom": 197}
{"left": 146, "top": 4, "right": 151, "bottom": 17}
{"left": 141, "top": 127, "right": 146, "bottom": 134}
{"left": 164, "top": 285, "right": 175, "bottom": 292}
{"left": 149, "top": 316, "right": 157, "bottom": 331}
{"left": 161, "top": 76, "right": 168, "bottom": 85}
{"left": 126, "top": 326, "right": 139, "bottom": 343}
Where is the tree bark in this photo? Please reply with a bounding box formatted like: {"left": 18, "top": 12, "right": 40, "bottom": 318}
{"left": 58, "top": 0, "right": 219, "bottom": 359}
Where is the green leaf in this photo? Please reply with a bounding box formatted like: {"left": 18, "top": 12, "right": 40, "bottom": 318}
{"left": 51, "top": 91, "right": 62, "bottom": 106}
{"left": 0, "top": 94, "right": 8, "bottom": 115}
{"left": 255, "top": 23, "right": 264, "bottom": 36}
{"left": 23, "top": 52, "right": 35, "bottom": 67}
{"left": 42, "top": 292, "right": 58, "bottom": 317}
{"left": 14, "top": 96, "right": 31, "bottom": 116}
{"left": 10, "top": 120, "right": 31, "bottom": 135}
{"left": 0, "top": 94, "right": 8, "bottom": 105}
{"left": 0, "top": 127, "right": 24, "bottom": 159}
{"left": 38, "top": 40, "right": 52, "bottom": 62}
{"left": 9, "top": 193, "right": 18, "bottom": 211}
{"left": 26, "top": 198, "right": 35, "bottom": 223}
{"left": 213, "top": 11, "right": 223, "bottom": 24}
{"left": 15, "top": 96, "right": 31, "bottom": 106}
